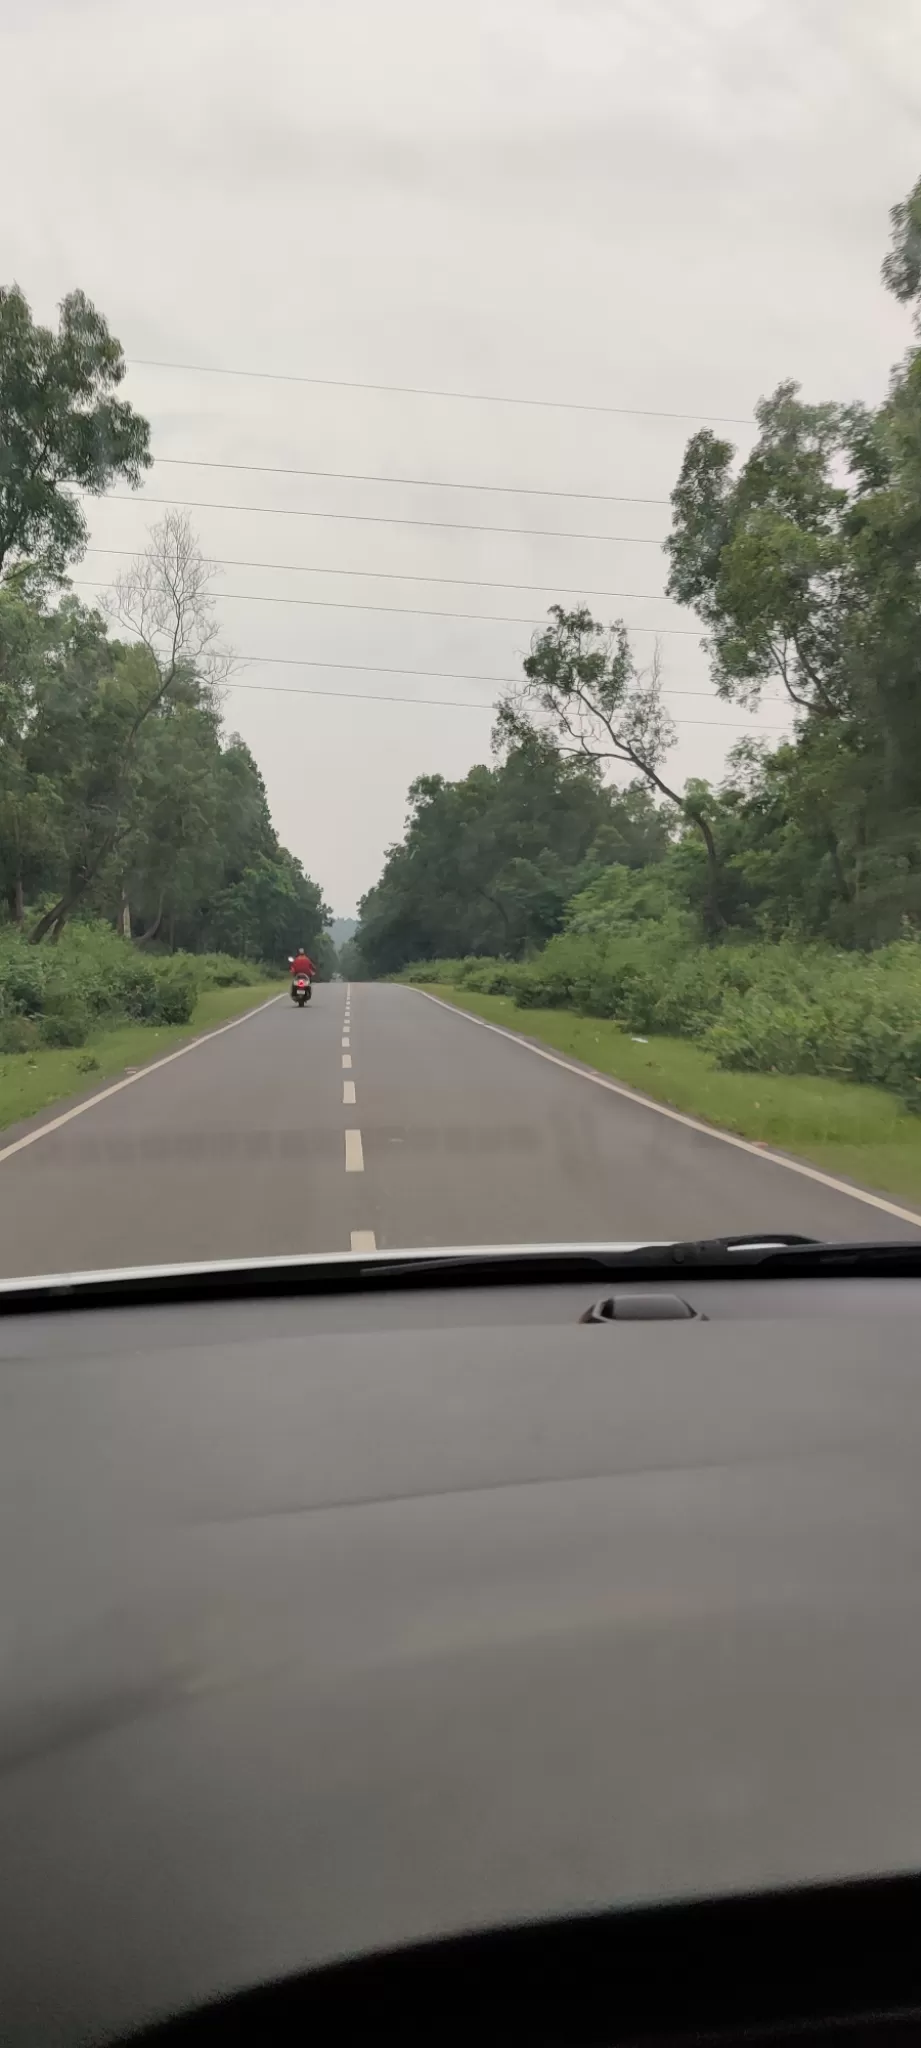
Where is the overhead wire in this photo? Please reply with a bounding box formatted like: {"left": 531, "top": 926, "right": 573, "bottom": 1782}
{"left": 153, "top": 455, "right": 671, "bottom": 507}
{"left": 100, "top": 490, "right": 665, "bottom": 545}
{"left": 222, "top": 675, "right": 789, "bottom": 732}
{"left": 72, "top": 575, "right": 702, "bottom": 638}
{"left": 82, "top": 544, "right": 688, "bottom": 607}
{"left": 73, "top": 576, "right": 784, "bottom": 706}
{"left": 127, "top": 355, "right": 752, "bottom": 426}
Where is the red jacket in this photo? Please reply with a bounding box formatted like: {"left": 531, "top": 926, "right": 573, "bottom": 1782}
{"left": 290, "top": 953, "right": 315, "bottom": 977}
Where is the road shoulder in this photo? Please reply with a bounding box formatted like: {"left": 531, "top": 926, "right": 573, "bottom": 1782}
{"left": 416, "top": 982, "right": 921, "bottom": 1219}
{"left": 0, "top": 983, "right": 283, "bottom": 1146}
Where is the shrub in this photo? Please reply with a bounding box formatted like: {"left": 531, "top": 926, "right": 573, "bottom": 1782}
{"left": 0, "top": 1015, "right": 40, "bottom": 1053}
{"left": 41, "top": 1005, "right": 89, "bottom": 1048}
{"left": 149, "top": 958, "right": 198, "bottom": 1025}
{"left": 192, "top": 952, "right": 264, "bottom": 988}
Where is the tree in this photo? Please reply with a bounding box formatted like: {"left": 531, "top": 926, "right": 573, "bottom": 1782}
{"left": 0, "top": 286, "right": 150, "bottom": 577}
{"left": 28, "top": 515, "right": 231, "bottom": 941}
{"left": 107, "top": 509, "right": 232, "bottom": 697}
{"left": 0, "top": 576, "right": 66, "bottom": 921}
{"left": 882, "top": 172, "right": 921, "bottom": 318}
{"left": 499, "top": 606, "right": 726, "bottom": 933}
{"left": 207, "top": 850, "right": 330, "bottom": 968}
{"left": 662, "top": 168, "right": 921, "bottom": 940}
{"left": 354, "top": 729, "right": 658, "bottom": 974}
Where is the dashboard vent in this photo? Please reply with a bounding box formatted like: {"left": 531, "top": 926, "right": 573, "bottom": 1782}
{"left": 580, "top": 1292, "right": 701, "bottom": 1323}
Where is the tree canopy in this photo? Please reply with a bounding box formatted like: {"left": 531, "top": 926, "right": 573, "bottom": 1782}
{"left": 0, "top": 286, "right": 151, "bottom": 577}
{"left": 355, "top": 730, "right": 669, "bottom": 976}
{"left": 0, "top": 283, "right": 330, "bottom": 969}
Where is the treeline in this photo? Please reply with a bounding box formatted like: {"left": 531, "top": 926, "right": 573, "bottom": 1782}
{"left": 353, "top": 171, "right": 921, "bottom": 975}
{"left": 0, "top": 285, "right": 331, "bottom": 971}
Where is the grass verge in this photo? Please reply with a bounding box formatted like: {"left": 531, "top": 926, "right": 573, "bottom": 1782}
{"left": 0, "top": 982, "right": 283, "bottom": 1136}
{"left": 423, "top": 983, "right": 921, "bottom": 1209}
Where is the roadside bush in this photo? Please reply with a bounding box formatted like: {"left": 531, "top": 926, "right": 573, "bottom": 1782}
{"left": 0, "top": 1015, "right": 40, "bottom": 1053}
{"left": 148, "top": 958, "right": 198, "bottom": 1025}
{"left": 41, "top": 1002, "right": 90, "bottom": 1048}
{"left": 0, "top": 920, "right": 256, "bottom": 1050}
{"left": 192, "top": 952, "right": 265, "bottom": 988}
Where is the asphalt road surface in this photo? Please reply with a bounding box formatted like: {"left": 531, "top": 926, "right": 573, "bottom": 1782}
{"left": 0, "top": 981, "right": 918, "bottom": 1280}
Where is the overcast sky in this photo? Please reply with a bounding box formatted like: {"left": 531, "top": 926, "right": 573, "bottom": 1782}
{"left": 4, "top": 0, "right": 920, "bottom": 914}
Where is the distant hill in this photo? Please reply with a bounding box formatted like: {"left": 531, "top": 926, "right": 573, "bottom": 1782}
{"left": 329, "top": 916, "right": 358, "bottom": 947}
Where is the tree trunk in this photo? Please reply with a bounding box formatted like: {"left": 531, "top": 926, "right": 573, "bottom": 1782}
{"left": 118, "top": 889, "right": 132, "bottom": 940}
{"left": 827, "top": 832, "right": 852, "bottom": 905}
{"left": 134, "top": 896, "right": 164, "bottom": 947}
{"left": 686, "top": 805, "right": 726, "bottom": 936}
{"left": 29, "top": 834, "right": 119, "bottom": 943}
{"left": 6, "top": 877, "right": 24, "bottom": 925}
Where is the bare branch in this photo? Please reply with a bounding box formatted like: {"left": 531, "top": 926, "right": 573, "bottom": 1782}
{"left": 107, "top": 510, "right": 235, "bottom": 695}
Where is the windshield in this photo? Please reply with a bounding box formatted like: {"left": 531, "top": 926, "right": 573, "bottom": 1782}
{"left": 2, "top": 3, "right": 920, "bottom": 1277}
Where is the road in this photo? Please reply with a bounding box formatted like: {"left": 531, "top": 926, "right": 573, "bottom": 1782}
{"left": 0, "top": 981, "right": 917, "bottom": 1279}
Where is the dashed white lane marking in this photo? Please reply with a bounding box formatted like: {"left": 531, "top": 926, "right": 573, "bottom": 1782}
{"left": 342, "top": 1053, "right": 352, "bottom": 1070}
{"left": 0, "top": 993, "right": 286, "bottom": 1169}
{"left": 345, "top": 1128, "right": 364, "bottom": 1172}
{"left": 342, "top": 1036, "right": 350, "bottom": 1048}
{"left": 350, "top": 1229, "right": 376, "bottom": 1251}
{"left": 343, "top": 1080, "right": 356, "bottom": 1104}
{"left": 411, "top": 987, "right": 921, "bottom": 1231}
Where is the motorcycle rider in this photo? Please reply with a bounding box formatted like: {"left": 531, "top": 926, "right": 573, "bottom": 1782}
{"left": 290, "top": 947, "right": 316, "bottom": 980}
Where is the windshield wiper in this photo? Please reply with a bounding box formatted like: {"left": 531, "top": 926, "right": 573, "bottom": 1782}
{"left": 364, "top": 1234, "right": 818, "bottom": 1281}
{"left": 3, "top": 1235, "right": 921, "bottom": 1316}
{"left": 362, "top": 1234, "right": 921, "bottom": 1284}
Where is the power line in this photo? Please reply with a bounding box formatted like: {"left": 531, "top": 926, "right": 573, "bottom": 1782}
{"left": 154, "top": 455, "right": 670, "bottom": 507}
{"left": 102, "top": 490, "right": 664, "bottom": 546}
{"left": 204, "top": 646, "right": 779, "bottom": 713}
{"left": 223, "top": 674, "right": 789, "bottom": 732}
{"left": 128, "top": 355, "right": 752, "bottom": 427}
{"left": 72, "top": 575, "right": 702, "bottom": 639}
{"left": 83, "top": 543, "right": 687, "bottom": 607}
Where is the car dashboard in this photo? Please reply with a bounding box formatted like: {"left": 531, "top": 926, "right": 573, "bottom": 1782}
{"left": 2, "top": 1252, "right": 921, "bottom": 2045}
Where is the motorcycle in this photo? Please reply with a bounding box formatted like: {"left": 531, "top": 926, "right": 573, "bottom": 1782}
{"left": 288, "top": 958, "right": 312, "bottom": 1007}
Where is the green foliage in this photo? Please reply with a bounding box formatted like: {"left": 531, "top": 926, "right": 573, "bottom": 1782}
{"left": 191, "top": 953, "right": 266, "bottom": 989}
{"left": 41, "top": 1005, "right": 89, "bottom": 1049}
{"left": 0, "top": 1014, "right": 39, "bottom": 1053}
{"left": 355, "top": 738, "right": 669, "bottom": 977}
{"left": 0, "top": 578, "right": 330, "bottom": 968}
{"left": 0, "top": 286, "right": 329, "bottom": 973}
{"left": 0, "top": 285, "right": 151, "bottom": 577}
{"left": 205, "top": 850, "right": 330, "bottom": 970}
{"left": 149, "top": 957, "right": 198, "bottom": 1025}
{"left": 0, "top": 921, "right": 222, "bottom": 1037}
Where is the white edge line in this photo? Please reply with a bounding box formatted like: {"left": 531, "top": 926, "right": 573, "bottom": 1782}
{"left": 0, "top": 993, "right": 286, "bottom": 1167}
{"left": 411, "top": 986, "right": 921, "bottom": 1231}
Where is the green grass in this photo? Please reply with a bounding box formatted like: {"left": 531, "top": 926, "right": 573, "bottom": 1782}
{"left": 426, "top": 983, "right": 921, "bottom": 1210}
{"left": 0, "top": 981, "right": 283, "bottom": 1135}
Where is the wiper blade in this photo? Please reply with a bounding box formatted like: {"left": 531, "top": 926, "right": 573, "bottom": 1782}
{"left": 367, "top": 1234, "right": 821, "bottom": 1281}
{"left": 365, "top": 1234, "right": 921, "bottom": 1284}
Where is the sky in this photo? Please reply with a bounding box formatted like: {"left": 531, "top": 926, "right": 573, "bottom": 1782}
{"left": 4, "top": 0, "right": 920, "bottom": 915}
